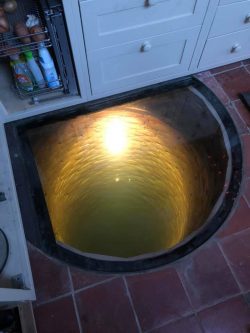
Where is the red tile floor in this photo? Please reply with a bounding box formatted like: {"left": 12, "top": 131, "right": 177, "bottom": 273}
{"left": 29, "top": 61, "right": 250, "bottom": 333}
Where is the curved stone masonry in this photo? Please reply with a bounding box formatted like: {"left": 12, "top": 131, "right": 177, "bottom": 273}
{"left": 27, "top": 85, "right": 232, "bottom": 261}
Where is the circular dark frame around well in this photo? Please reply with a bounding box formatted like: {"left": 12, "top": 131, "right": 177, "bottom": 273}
{"left": 5, "top": 77, "right": 243, "bottom": 273}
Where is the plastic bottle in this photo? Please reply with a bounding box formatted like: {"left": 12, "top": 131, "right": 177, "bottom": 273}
{"left": 38, "top": 43, "right": 60, "bottom": 89}
{"left": 10, "top": 54, "right": 34, "bottom": 92}
{"left": 24, "top": 51, "right": 46, "bottom": 89}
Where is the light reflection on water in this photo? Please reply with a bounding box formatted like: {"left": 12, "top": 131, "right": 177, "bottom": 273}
{"left": 28, "top": 90, "right": 228, "bottom": 258}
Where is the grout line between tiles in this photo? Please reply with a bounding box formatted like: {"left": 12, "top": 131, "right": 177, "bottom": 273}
{"left": 217, "top": 224, "right": 250, "bottom": 243}
{"left": 74, "top": 276, "right": 118, "bottom": 295}
{"left": 144, "top": 312, "right": 194, "bottom": 333}
{"left": 141, "top": 267, "right": 200, "bottom": 332}
{"left": 143, "top": 313, "right": 192, "bottom": 333}
{"left": 194, "top": 292, "right": 242, "bottom": 313}
{"left": 244, "top": 65, "right": 250, "bottom": 75}
{"left": 243, "top": 193, "right": 250, "bottom": 208}
{"left": 144, "top": 289, "right": 246, "bottom": 333}
{"left": 122, "top": 276, "right": 142, "bottom": 333}
{"left": 212, "top": 76, "right": 231, "bottom": 104}
{"left": 228, "top": 102, "right": 248, "bottom": 135}
{"left": 33, "top": 271, "right": 117, "bottom": 310}
{"left": 33, "top": 291, "right": 72, "bottom": 308}
{"left": 67, "top": 266, "right": 83, "bottom": 333}
{"left": 216, "top": 241, "right": 245, "bottom": 293}
{"left": 176, "top": 247, "right": 245, "bottom": 313}
{"left": 230, "top": 100, "right": 249, "bottom": 126}
{"left": 194, "top": 312, "right": 206, "bottom": 333}
{"left": 176, "top": 267, "right": 196, "bottom": 313}
{"left": 211, "top": 63, "right": 243, "bottom": 76}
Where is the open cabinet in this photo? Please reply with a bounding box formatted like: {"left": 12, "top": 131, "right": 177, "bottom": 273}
{"left": 0, "top": 0, "right": 86, "bottom": 121}
{"left": 0, "top": 124, "right": 35, "bottom": 306}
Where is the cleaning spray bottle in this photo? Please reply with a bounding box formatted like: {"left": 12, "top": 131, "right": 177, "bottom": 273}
{"left": 38, "top": 43, "right": 60, "bottom": 89}
{"left": 24, "top": 50, "right": 46, "bottom": 89}
{"left": 10, "top": 53, "right": 34, "bottom": 92}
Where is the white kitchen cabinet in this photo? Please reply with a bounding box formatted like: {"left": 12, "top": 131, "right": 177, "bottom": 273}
{"left": 88, "top": 27, "right": 200, "bottom": 94}
{"left": 80, "top": 0, "right": 211, "bottom": 97}
{"left": 80, "top": 0, "right": 209, "bottom": 49}
{"left": 80, "top": 0, "right": 250, "bottom": 98}
{"left": 1, "top": 0, "right": 250, "bottom": 118}
{"left": 209, "top": 1, "right": 250, "bottom": 37}
{"left": 198, "top": 0, "right": 250, "bottom": 69}
{"left": 199, "top": 30, "right": 250, "bottom": 68}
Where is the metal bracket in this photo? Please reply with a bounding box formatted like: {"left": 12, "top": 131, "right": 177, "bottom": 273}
{"left": 44, "top": 7, "right": 63, "bottom": 18}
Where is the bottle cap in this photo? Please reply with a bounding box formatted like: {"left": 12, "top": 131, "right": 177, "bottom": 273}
{"left": 24, "top": 51, "right": 33, "bottom": 60}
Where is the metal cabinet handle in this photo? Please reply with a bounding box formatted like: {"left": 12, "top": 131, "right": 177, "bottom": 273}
{"left": 145, "top": 0, "right": 157, "bottom": 7}
{"left": 141, "top": 41, "right": 152, "bottom": 52}
{"left": 245, "top": 13, "right": 250, "bottom": 23}
{"left": 231, "top": 43, "right": 242, "bottom": 53}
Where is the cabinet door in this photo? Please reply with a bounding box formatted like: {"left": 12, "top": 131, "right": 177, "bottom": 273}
{"left": 80, "top": 0, "right": 208, "bottom": 49}
{"left": 88, "top": 27, "right": 200, "bottom": 95}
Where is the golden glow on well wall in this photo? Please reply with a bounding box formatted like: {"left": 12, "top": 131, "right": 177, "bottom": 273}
{"left": 28, "top": 91, "right": 228, "bottom": 258}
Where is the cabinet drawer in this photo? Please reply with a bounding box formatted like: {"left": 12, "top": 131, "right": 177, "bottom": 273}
{"left": 210, "top": 1, "right": 250, "bottom": 37}
{"left": 199, "top": 30, "right": 250, "bottom": 68}
{"left": 80, "top": 0, "right": 208, "bottom": 49}
{"left": 88, "top": 27, "right": 200, "bottom": 94}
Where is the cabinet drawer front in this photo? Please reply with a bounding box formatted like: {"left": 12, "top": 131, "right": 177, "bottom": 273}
{"left": 210, "top": 1, "right": 250, "bottom": 37}
{"left": 199, "top": 30, "right": 250, "bottom": 68}
{"left": 88, "top": 27, "right": 200, "bottom": 94}
{"left": 80, "top": 0, "right": 208, "bottom": 49}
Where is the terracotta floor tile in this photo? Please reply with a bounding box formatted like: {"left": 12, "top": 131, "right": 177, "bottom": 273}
{"left": 225, "top": 103, "right": 248, "bottom": 134}
{"left": 177, "top": 242, "right": 239, "bottom": 310}
{"left": 151, "top": 315, "right": 202, "bottom": 333}
{"left": 245, "top": 64, "right": 250, "bottom": 74}
{"left": 202, "top": 76, "right": 230, "bottom": 105}
{"left": 70, "top": 266, "right": 113, "bottom": 291}
{"left": 234, "top": 100, "right": 250, "bottom": 128}
{"left": 242, "top": 135, "right": 250, "bottom": 177}
{"left": 194, "top": 71, "right": 211, "bottom": 81}
{"left": 198, "top": 296, "right": 250, "bottom": 333}
{"left": 75, "top": 278, "right": 139, "bottom": 333}
{"left": 216, "top": 67, "right": 250, "bottom": 101}
{"left": 218, "top": 197, "right": 250, "bottom": 238}
{"left": 28, "top": 245, "right": 70, "bottom": 304}
{"left": 221, "top": 229, "right": 250, "bottom": 292}
{"left": 210, "top": 62, "right": 242, "bottom": 75}
{"left": 126, "top": 268, "right": 192, "bottom": 332}
{"left": 244, "top": 178, "right": 250, "bottom": 207}
{"left": 34, "top": 296, "right": 80, "bottom": 333}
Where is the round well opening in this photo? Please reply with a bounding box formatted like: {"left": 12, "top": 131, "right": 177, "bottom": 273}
{"left": 26, "top": 85, "right": 236, "bottom": 265}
